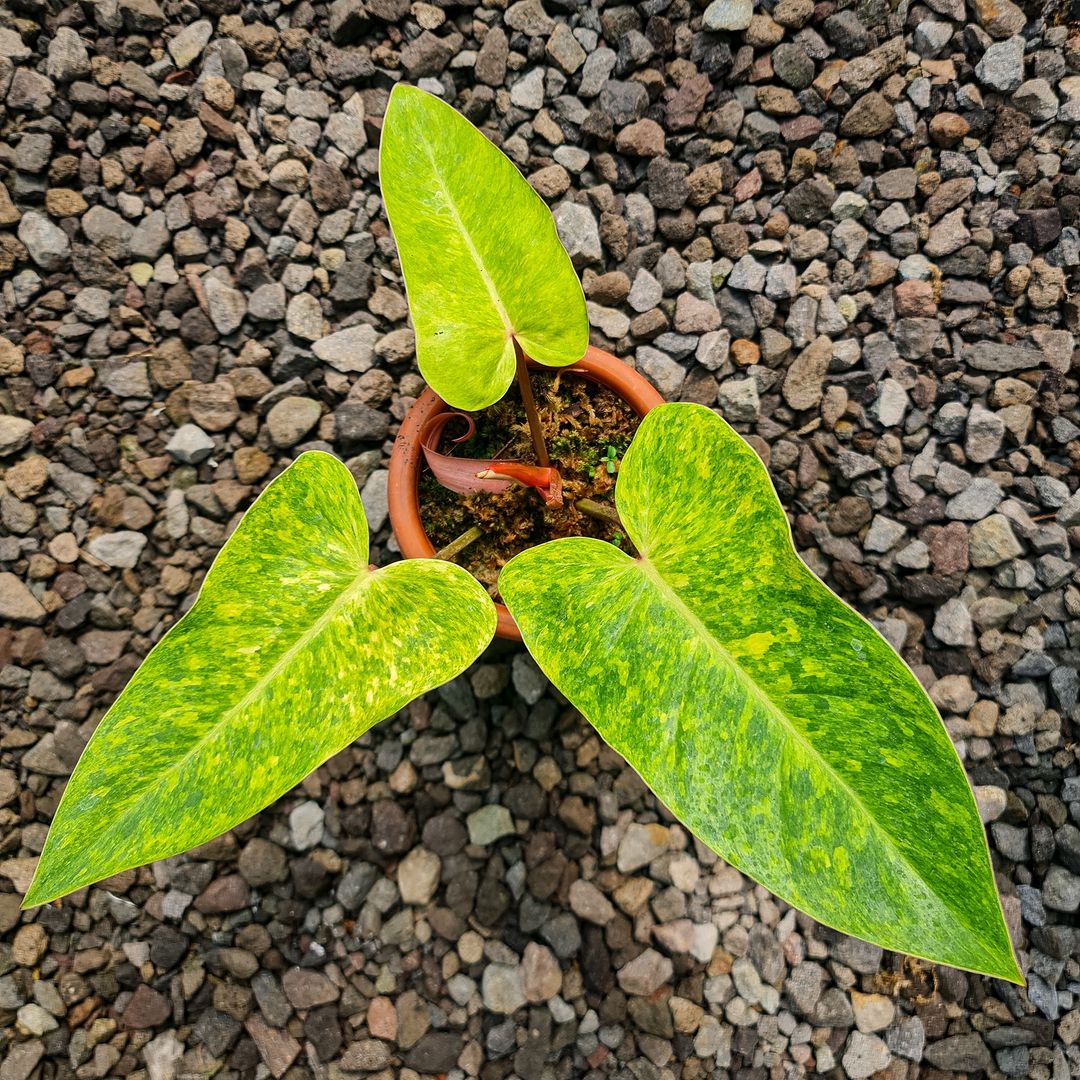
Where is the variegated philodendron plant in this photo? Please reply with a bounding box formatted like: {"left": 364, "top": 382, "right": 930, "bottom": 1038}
{"left": 26, "top": 86, "right": 1022, "bottom": 986}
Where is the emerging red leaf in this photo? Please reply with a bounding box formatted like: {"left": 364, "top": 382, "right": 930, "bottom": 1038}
{"left": 476, "top": 463, "right": 563, "bottom": 507}
{"left": 420, "top": 413, "right": 564, "bottom": 507}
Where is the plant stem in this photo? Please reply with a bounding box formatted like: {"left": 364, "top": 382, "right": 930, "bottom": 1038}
{"left": 513, "top": 338, "right": 550, "bottom": 467}
{"left": 435, "top": 525, "right": 483, "bottom": 561}
{"left": 574, "top": 498, "right": 623, "bottom": 528}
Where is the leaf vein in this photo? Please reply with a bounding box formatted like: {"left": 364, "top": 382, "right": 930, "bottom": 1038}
{"left": 417, "top": 136, "right": 515, "bottom": 338}
{"left": 634, "top": 556, "right": 995, "bottom": 964}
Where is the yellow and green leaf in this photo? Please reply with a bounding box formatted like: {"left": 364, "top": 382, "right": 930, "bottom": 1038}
{"left": 500, "top": 403, "right": 1021, "bottom": 983}
{"left": 379, "top": 84, "right": 588, "bottom": 410}
{"left": 24, "top": 452, "right": 496, "bottom": 907}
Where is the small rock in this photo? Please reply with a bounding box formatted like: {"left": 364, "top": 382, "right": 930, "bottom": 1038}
{"left": 0, "top": 574, "right": 46, "bottom": 625}
{"left": 851, "top": 991, "right": 895, "bottom": 1033}
{"left": 282, "top": 968, "right": 338, "bottom": 1009}
{"left": 482, "top": 963, "right": 525, "bottom": 1014}
{"left": 0, "top": 415, "right": 34, "bottom": 457}
{"left": 618, "top": 822, "right": 669, "bottom": 872}
{"left": 976, "top": 35, "right": 1025, "bottom": 93}
{"left": 933, "top": 598, "right": 975, "bottom": 647}
{"left": 18, "top": 211, "right": 70, "bottom": 270}
{"left": 969, "top": 514, "right": 1022, "bottom": 567}
{"left": 312, "top": 324, "right": 377, "bottom": 373}
{"left": 924, "top": 1033, "right": 991, "bottom": 1072}
{"left": 703, "top": 0, "right": 753, "bottom": 31}
{"left": 842, "top": 1032, "right": 892, "bottom": 1079}
{"left": 267, "top": 397, "right": 321, "bottom": 448}
{"left": 122, "top": 985, "right": 171, "bottom": 1029}
{"left": 289, "top": 801, "right": 324, "bottom": 850}
{"left": 286, "top": 293, "right": 324, "bottom": 341}
{"left": 783, "top": 336, "right": 831, "bottom": 410}
{"left": 554, "top": 201, "right": 602, "bottom": 265}
{"left": 618, "top": 949, "right": 673, "bottom": 996}
{"left": 522, "top": 942, "right": 561, "bottom": 1002}
{"left": 398, "top": 847, "right": 441, "bottom": 905}
{"left": 203, "top": 277, "right": 247, "bottom": 335}
{"left": 569, "top": 879, "right": 616, "bottom": 925}
{"left": 86, "top": 531, "right": 148, "bottom": 569}
{"left": 166, "top": 424, "right": 215, "bottom": 464}
{"left": 467, "top": 804, "right": 515, "bottom": 845}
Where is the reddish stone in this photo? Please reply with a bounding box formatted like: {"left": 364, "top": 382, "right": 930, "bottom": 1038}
{"left": 194, "top": 873, "right": 250, "bottom": 913}
{"left": 929, "top": 112, "right": 969, "bottom": 147}
{"left": 122, "top": 984, "right": 170, "bottom": 1028}
{"left": 894, "top": 280, "right": 937, "bottom": 318}
{"left": 368, "top": 996, "right": 397, "bottom": 1040}
{"left": 780, "top": 115, "right": 823, "bottom": 146}
{"left": 930, "top": 522, "right": 969, "bottom": 576}
{"left": 665, "top": 73, "right": 710, "bottom": 131}
{"left": 733, "top": 168, "right": 762, "bottom": 203}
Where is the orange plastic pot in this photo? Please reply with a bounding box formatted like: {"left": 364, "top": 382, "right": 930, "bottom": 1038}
{"left": 387, "top": 346, "right": 664, "bottom": 641}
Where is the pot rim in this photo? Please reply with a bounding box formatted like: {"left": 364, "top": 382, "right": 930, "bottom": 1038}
{"left": 387, "top": 346, "right": 665, "bottom": 641}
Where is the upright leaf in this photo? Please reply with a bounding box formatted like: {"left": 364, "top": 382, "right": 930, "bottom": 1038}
{"left": 380, "top": 84, "right": 588, "bottom": 411}
{"left": 500, "top": 404, "right": 1021, "bottom": 983}
{"left": 25, "top": 453, "right": 496, "bottom": 907}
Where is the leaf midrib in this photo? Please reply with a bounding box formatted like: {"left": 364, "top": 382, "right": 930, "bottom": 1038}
{"left": 106, "top": 567, "right": 374, "bottom": 824}
{"left": 633, "top": 555, "right": 994, "bottom": 963}
{"left": 417, "top": 136, "right": 515, "bottom": 339}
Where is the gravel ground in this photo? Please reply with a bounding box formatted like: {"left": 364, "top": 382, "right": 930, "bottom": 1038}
{"left": 1, "top": 0, "right": 1079, "bottom": 1077}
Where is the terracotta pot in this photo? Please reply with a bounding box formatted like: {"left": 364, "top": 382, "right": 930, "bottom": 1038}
{"left": 388, "top": 346, "right": 664, "bottom": 641}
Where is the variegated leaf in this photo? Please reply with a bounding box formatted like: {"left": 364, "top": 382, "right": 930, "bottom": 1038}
{"left": 25, "top": 452, "right": 496, "bottom": 907}
{"left": 380, "top": 84, "right": 588, "bottom": 411}
{"left": 500, "top": 403, "right": 1021, "bottom": 983}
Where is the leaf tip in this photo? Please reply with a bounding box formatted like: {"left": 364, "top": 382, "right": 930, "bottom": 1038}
{"left": 386, "top": 81, "right": 434, "bottom": 121}
{"left": 21, "top": 869, "right": 54, "bottom": 910}
{"left": 989, "top": 948, "right": 1025, "bottom": 986}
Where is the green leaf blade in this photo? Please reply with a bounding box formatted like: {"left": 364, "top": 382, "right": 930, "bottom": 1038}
{"left": 25, "top": 452, "right": 496, "bottom": 907}
{"left": 500, "top": 403, "right": 1020, "bottom": 983}
{"left": 380, "top": 84, "right": 588, "bottom": 410}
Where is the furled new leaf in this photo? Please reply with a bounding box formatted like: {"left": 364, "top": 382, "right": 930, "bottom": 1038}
{"left": 500, "top": 403, "right": 1021, "bottom": 982}
{"left": 380, "top": 84, "right": 588, "bottom": 411}
{"left": 25, "top": 453, "right": 496, "bottom": 907}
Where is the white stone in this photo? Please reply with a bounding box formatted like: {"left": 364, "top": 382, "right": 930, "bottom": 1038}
{"left": 18, "top": 211, "right": 70, "bottom": 271}
{"left": 325, "top": 112, "right": 367, "bottom": 157}
{"left": 628, "top": 270, "right": 662, "bottom": 313}
{"left": 312, "top": 324, "right": 377, "bottom": 373}
{"left": 842, "top": 1032, "right": 892, "bottom": 1079}
{"left": 553, "top": 201, "right": 602, "bottom": 265}
{"left": 0, "top": 415, "right": 34, "bottom": 457}
{"left": 509, "top": 67, "right": 545, "bottom": 110}
{"left": 874, "top": 378, "right": 909, "bottom": 427}
{"left": 86, "top": 531, "right": 148, "bottom": 569}
{"left": 286, "top": 292, "right": 324, "bottom": 341}
{"left": 703, "top": 0, "right": 752, "bottom": 31}
{"left": 168, "top": 19, "right": 212, "bottom": 67}
{"left": 203, "top": 276, "right": 246, "bottom": 335}
{"left": 482, "top": 963, "right": 525, "bottom": 1014}
{"left": 587, "top": 301, "right": 630, "bottom": 339}
{"left": 933, "top": 598, "right": 975, "bottom": 647}
{"left": 361, "top": 469, "right": 389, "bottom": 533}
{"left": 165, "top": 424, "right": 214, "bottom": 464}
{"left": 864, "top": 516, "right": 906, "bottom": 553}
{"left": 144, "top": 1032, "right": 184, "bottom": 1080}
{"left": 289, "top": 800, "right": 324, "bottom": 850}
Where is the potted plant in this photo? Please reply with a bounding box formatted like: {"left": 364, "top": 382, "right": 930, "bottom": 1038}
{"left": 23, "top": 86, "right": 1023, "bottom": 988}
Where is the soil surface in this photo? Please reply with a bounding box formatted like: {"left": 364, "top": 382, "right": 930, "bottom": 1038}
{"left": 421, "top": 371, "right": 640, "bottom": 595}
{"left": 1, "top": 1, "right": 1079, "bottom": 1079}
